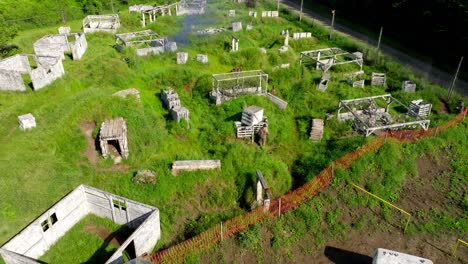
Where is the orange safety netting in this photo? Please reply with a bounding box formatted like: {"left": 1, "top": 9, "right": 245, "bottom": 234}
{"left": 148, "top": 108, "right": 467, "bottom": 264}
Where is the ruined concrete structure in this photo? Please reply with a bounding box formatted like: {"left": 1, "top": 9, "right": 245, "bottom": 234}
{"left": 113, "top": 88, "right": 141, "bottom": 101}
{"left": 83, "top": 15, "right": 120, "bottom": 34}
{"left": 210, "top": 70, "right": 268, "bottom": 105}
{"left": 33, "top": 32, "right": 87, "bottom": 61}
{"left": 293, "top": 32, "right": 312, "bottom": 39}
{"left": 58, "top": 27, "right": 71, "bottom": 34}
{"left": 300, "top": 48, "right": 364, "bottom": 72}
{"left": 318, "top": 72, "right": 331, "bottom": 92}
{"left": 0, "top": 184, "right": 161, "bottom": 264}
{"left": 409, "top": 99, "right": 432, "bottom": 118}
{"left": 196, "top": 54, "right": 208, "bottom": 63}
{"left": 228, "top": 10, "right": 236, "bottom": 16}
{"left": 177, "top": 52, "right": 188, "bottom": 64}
{"left": 371, "top": 72, "right": 386, "bottom": 86}
{"left": 232, "top": 22, "right": 242, "bottom": 32}
{"left": 261, "top": 11, "right": 279, "bottom": 17}
{"left": 234, "top": 105, "right": 268, "bottom": 141}
{"left": 255, "top": 170, "right": 271, "bottom": 211}
{"left": 402, "top": 80, "right": 416, "bottom": 93}
{"left": 231, "top": 36, "right": 239, "bottom": 52}
{"left": 249, "top": 11, "right": 257, "bottom": 17}
{"left": 99, "top": 118, "right": 129, "bottom": 159}
{"left": 18, "top": 113, "right": 36, "bottom": 131}
{"left": 310, "top": 119, "right": 324, "bottom": 141}
{"left": 337, "top": 94, "right": 430, "bottom": 136}
{"left": 172, "top": 160, "right": 221, "bottom": 175}
{"left": 347, "top": 72, "right": 365, "bottom": 88}
{"left": 0, "top": 54, "right": 65, "bottom": 91}
{"left": 116, "top": 30, "right": 177, "bottom": 56}
{"left": 161, "top": 88, "right": 190, "bottom": 122}
{"left": 176, "top": 0, "right": 206, "bottom": 16}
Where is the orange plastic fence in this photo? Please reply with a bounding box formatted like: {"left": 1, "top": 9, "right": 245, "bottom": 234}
{"left": 148, "top": 109, "right": 467, "bottom": 264}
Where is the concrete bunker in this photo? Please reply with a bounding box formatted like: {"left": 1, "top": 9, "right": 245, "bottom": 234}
{"left": 0, "top": 184, "right": 161, "bottom": 264}
{"left": 116, "top": 30, "right": 177, "bottom": 56}
{"left": 99, "top": 118, "right": 129, "bottom": 159}
{"left": 209, "top": 70, "right": 268, "bottom": 105}
{"left": 83, "top": 15, "right": 121, "bottom": 34}
{"left": 33, "top": 31, "right": 88, "bottom": 60}
{"left": 402, "top": 80, "right": 417, "bottom": 93}
{"left": 300, "top": 48, "right": 363, "bottom": 72}
{"left": 337, "top": 94, "right": 431, "bottom": 137}
{"left": 0, "top": 54, "right": 65, "bottom": 91}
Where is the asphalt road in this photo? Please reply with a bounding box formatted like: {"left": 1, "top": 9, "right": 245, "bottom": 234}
{"left": 281, "top": 0, "right": 468, "bottom": 96}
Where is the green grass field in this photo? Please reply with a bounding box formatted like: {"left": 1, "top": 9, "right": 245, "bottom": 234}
{"left": 0, "top": 0, "right": 466, "bottom": 263}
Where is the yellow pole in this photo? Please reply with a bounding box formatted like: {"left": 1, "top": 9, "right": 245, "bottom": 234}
{"left": 452, "top": 238, "right": 468, "bottom": 258}
{"left": 351, "top": 183, "right": 411, "bottom": 233}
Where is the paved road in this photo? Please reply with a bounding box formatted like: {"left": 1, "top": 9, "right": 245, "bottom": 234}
{"left": 282, "top": 0, "right": 468, "bottom": 96}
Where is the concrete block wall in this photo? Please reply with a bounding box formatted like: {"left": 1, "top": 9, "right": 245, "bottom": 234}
{"left": 1, "top": 186, "right": 88, "bottom": 259}
{"left": 0, "top": 71, "right": 26, "bottom": 91}
{"left": 1, "top": 185, "right": 161, "bottom": 264}
{"left": 0, "top": 55, "right": 31, "bottom": 73}
{"left": 0, "top": 249, "right": 40, "bottom": 264}
{"left": 30, "top": 57, "right": 65, "bottom": 90}
{"left": 106, "top": 210, "right": 160, "bottom": 264}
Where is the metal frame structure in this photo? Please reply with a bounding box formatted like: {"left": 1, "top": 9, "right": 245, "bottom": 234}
{"left": 82, "top": 15, "right": 120, "bottom": 34}
{"left": 337, "top": 94, "right": 430, "bottom": 137}
{"left": 210, "top": 70, "right": 268, "bottom": 104}
{"left": 116, "top": 30, "right": 165, "bottom": 48}
{"left": 300, "top": 47, "right": 363, "bottom": 72}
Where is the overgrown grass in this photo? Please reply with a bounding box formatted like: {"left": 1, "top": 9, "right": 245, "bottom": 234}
{"left": 0, "top": 0, "right": 466, "bottom": 263}
{"left": 39, "top": 215, "right": 132, "bottom": 263}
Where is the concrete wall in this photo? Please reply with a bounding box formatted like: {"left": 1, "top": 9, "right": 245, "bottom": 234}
{"left": 106, "top": 210, "right": 161, "bottom": 264}
{"left": 1, "top": 185, "right": 161, "bottom": 264}
{"left": 33, "top": 33, "right": 87, "bottom": 60}
{"left": 0, "top": 249, "right": 40, "bottom": 264}
{"left": 30, "top": 56, "right": 65, "bottom": 91}
{"left": 0, "top": 55, "right": 31, "bottom": 73}
{"left": 0, "top": 71, "right": 27, "bottom": 91}
{"left": 1, "top": 186, "right": 88, "bottom": 259}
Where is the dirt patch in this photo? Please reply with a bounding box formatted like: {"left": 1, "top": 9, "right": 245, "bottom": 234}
{"left": 79, "top": 121, "right": 99, "bottom": 165}
{"left": 439, "top": 97, "right": 450, "bottom": 114}
{"left": 399, "top": 153, "right": 458, "bottom": 215}
{"left": 84, "top": 223, "right": 127, "bottom": 248}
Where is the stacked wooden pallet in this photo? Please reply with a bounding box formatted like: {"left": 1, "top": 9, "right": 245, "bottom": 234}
{"left": 310, "top": 119, "right": 324, "bottom": 141}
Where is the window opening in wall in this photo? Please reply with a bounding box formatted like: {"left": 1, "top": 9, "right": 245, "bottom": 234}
{"left": 113, "top": 199, "right": 127, "bottom": 211}
{"left": 41, "top": 219, "right": 49, "bottom": 232}
{"left": 50, "top": 213, "right": 58, "bottom": 225}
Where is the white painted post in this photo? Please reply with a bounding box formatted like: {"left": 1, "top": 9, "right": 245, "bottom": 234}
{"left": 448, "top": 56, "right": 464, "bottom": 100}
{"left": 220, "top": 222, "right": 223, "bottom": 241}
{"left": 330, "top": 10, "right": 336, "bottom": 39}
{"left": 299, "top": 0, "right": 304, "bottom": 21}
{"left": 377, "top": 26, "right": 383, "bottom": 51}
{"left": 278, "top": 198, "right": 281, "bottom": 217}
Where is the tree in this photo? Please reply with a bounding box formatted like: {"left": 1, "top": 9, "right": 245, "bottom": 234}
{"left": 0, "top": 15, "right": 18, "bottom": 57}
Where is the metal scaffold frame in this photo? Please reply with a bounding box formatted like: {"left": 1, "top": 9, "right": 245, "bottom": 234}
{"left": 300, "top": 47, "right": 363, "bottom": 72}
{"left": 337, "top": 94, "right": 431, "bottom": 137}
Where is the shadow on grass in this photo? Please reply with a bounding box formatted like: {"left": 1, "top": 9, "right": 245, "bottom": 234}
{"left": 82, "top": 225, "right": 132, "bottom": 264}
{"left": 324, "top": 246, "right": 372, "bottom": 264}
